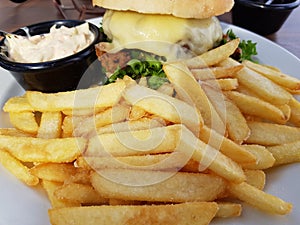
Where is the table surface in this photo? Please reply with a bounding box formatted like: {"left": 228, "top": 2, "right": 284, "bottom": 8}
{"left": 0, "top": 0, "right": 299, "bottom": 59}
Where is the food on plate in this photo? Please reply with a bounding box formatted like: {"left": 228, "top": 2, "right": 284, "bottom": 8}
{"left": 4, "top": 22, "right": 94, "bottom": 63}
{"left": 1, "top": 32, "right": 300, "bottom": 225}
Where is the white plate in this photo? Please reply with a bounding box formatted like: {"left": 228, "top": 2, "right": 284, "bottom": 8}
{"left": 0, "top": 18, "right": 300, "bottom": 225}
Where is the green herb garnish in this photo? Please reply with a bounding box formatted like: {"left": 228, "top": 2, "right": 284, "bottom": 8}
{"left": 105, "top": 50, "right": 168, "bottom": 90}
{"left": 221, "top": 29, "right": 258, "bottom": 62}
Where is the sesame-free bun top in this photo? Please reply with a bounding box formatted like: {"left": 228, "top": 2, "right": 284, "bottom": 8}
{"left": 92, "top": 0, "right": 234, "bottom": 19}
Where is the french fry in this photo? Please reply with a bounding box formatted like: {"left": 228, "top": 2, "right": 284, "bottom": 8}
{"left": 42, "top": 180, "right": 80, "bottom": 208}
{"left": 244, "top": 169, "right": 266, "bottom": 190}
{"left": 163, "top": 62, "right": 225, "bottom": 135}
{"left": 267, "top": 140, "right": 300, "bottom": 166}
{"left": 9, "top": 111, "right": 39, "bottom": 134}
{"left": 205, "top": 78, "right": 239, "bottom": 91}
{"left": 26, "top": 80, "right": 125, "bottom": 112}
{"left": 123, "top": 84, "right": 202, "bottom": 135}
{"left": 0, "top": 128, "right": 35, "bottom": 137}
{"left": 37, "top": 112, "right": 62, "bottom": 139}
{"left": 246, "top": 121, "right": 300, "bottom": 146}
{"left": 96, "top": 117, "right": 164, "bottom": 135}
{"left": 228, "top": 182, "right": 292, "bottom": 215}
{"left": 91, "top": 169, "right": 226, "bottom": 202}
{"left": 30, "top": 163, "right": 78, "bottom": 182}
{"left": 0, "top": 150, "right": 39, "bottom": 186}
{"left": 49, "top": 202, "right": 218, "bottom": 225}
{"left": 87, "top": 124, "right": 246, "bottom": 183}
{"left": 215, "top": 202, "right": 242, "bottom": 218}
{"left": 3, "top": 95, "right": 33, "bottom": 112}
{"left": 243, "top": 60, "right": 300, "bottom": 90}
{"left": 191, "top": 65, "right": 243, "bottom": 80}
{"left": 289, "top": 97, "right": 300, "bottom": 126}
{"left": 199, "top": 126, "right": 256, "bottom": 165}
{"left": 128, "top": 105, "right": 147, "bottom": 120}
{"left": 54, "top": 183, "right": 108, "bottom": 205}
{"left": 0, "top": 135, "right": 86, "bottom": 163}
{"left": 185, "top": 38, "right": 240, "bottom": 69}
{"left": 226, "top": 91, "right": 288, "bottom": 124}
{"left": 241, "top": 145, "right": 275, "bottom": 170}
{"left": 219, "top": 58, "right": 292, "bottom": 105}
{"left": 202, "top": 83, "right": 250, "bottom": 144}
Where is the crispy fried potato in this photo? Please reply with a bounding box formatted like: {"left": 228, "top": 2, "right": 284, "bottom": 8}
{"left": 0, "top": 135, "right": 86, "bottom": 163}
{"left": 244, "top": 169, "right": 266, "bottom": 190}
{"left": 55, "top": 183, "right": 108, "bottom": 205}
{"left": 0, "top": 128, "right": 35, "bottom": 137}
{"left": 226, "top": 91, "right": 288, "bottom": 124}
{"left": 49, "top": 202, "right": 218, "bottom": 225}
{"left": 228, "top": 182, "right": 292, "bottom": 215}
{"left": 243, "top": 60, "right": 300, "bottom": 90}
{"left": 205, "top": 78, "right": 239, "bottom": 91}
{"left": 191, "top": 65, "right": 243, "bottom": 80}
{"left": 0, "top": 150, "right": 39, "bottom": 186}
{"left": 219, "top": 58, "right": 292, "bottom": 105}
{"left": 246, "top": 121, "right": 300, "bottom": 146}
{"left": 37, "top": 112, "right": 62, "bottom": 139}
{"left": 199, "top": 126, "right": 256, "bottom": 165}
{"left": 289, "top": 97, "right": 300, "bottom": 126}
{"left": 42, "top": 180, "right": 80, "bottom": 208}
{"left": 30, "top": 163, "right": 78, "bottom": 182}
{"left": 267, "top": 140, "right": 300, "bottom": 166}
{"left": 91, "top": 169, "right": 226, "bottom": 203}
{"left": 9, "top": 111, "right": 39, "bottom": 134}
{"left": 26, "top": 81, "right": 125, "bottom": 112}
{"left": 3, "top": 95, "right": 33, "bottom": 112}
{"left": 215, "top": 202, "right": 242, "bottom": 218}
{"left": 123, "top": 84, "right": 202, "bottom": 135}
{"left": 163, "top": 62, "right": 225, "bottom": 134}
{"left": 241, "top": 145, "right": 275, "bottom": 170}
{"left": 185, "top": 39, "right": 240, "bottom": 69}
{"left": 202, "top": 84, "right": 250, "bottom": 144}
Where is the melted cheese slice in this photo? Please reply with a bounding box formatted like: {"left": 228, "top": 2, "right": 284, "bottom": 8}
{"left": 102, "top": 10, "right": 222, "bottom": 60}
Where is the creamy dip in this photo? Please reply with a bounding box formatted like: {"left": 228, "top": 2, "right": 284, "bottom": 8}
{"left": 5, "top": 22, "right": 94, "bottom": 63}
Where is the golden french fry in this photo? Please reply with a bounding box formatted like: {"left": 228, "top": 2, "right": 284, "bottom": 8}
{"left": 55, "top": 183, "right": 108, "bottom": 205}
{"left": 191, "top": 65, "right": 243, "bottom": 80}
{"left": 241, "top": 145, "right": 275, "bottom": 170}
{"left": 163, "top": 62, "right": 225, "bottom": 135}
{"left": 0, "top": 128, "right": 35, "bottom": 137}
{"left": 49, "top": 202, "right": 218, "bottom": 225}
{"left": 243, "top": 60, "right": 300, "bottom": 90}
{"left": 199, "top": 126, "right": 256, "bottom": 165}
{"left": 128, "top": 105, "right": 147, "bottom": 120}
{"left": 123, "top": 84, "right": 202, "bottom": 135}
{"left": 267, "top": 140, "right": 300, "bottom": 166}
{"left": 215, "top": 202, "right": 242, "bottom": 218}
{"left": 228, "top": 181, "right": 292, "bottom": 215}
{"left": 219, "top": 58, "right": 292, "bottom": 105}
{"left": 9, "top": 111, "right": 39, "bottom": 134}
{"left": 87, "top": 124, "right": 246, "bottom": 183}
{"left": 37, "top": 112, "right": 62, "bottom": 139}
{"left": 205, "top": 78, "right": 239, "bottom": 91}
{"left": 246, "top": 121, "right": 300, "bottom": 146}
{"left": 91, "top": 169, "right": 226, "bottom": 203}
{"left": 185, "top": 38, "right": 240, "bottom": 69}
{"left": 0, "top": 135, "right": 86, "bottom": 163}
{"left": 0, "top": 150, "right": 39, "bottom": 186}
{"left": 289, "top": 97, "right": 300, "bottom": 127}
{"left": 30, "top": 163, "right": 78, "bottom": 182}
{"left": 26, "top": 80, "right": 125, "bottom": 112}
{"left": 42, "top": 180, "right": 80, "bottom": 208}
{"left": 96, "top": 117, "right": 164, "bottom": 135}
{"left": 3, "top": 95, "right": 33, "bottom": 112}
{"left": 226, "top": 91, "right": 288, "bottom": 124}
{"left": 202, "top": 84, "right": 250, "bottom": 144}
{"left": 244, "top": 169, "right": 266, "bottom": 190}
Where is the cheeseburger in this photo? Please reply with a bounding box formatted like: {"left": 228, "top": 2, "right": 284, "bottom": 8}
{"left": 93, "top": 0, "right": 234, "bottom": 83}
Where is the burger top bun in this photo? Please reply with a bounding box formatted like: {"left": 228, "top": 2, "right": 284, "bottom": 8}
{"left": 92, "top": 0, "right": 234, "bottom": 19}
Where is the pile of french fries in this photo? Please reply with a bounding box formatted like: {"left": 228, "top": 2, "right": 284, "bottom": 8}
{"left": 1, "top": 38, "right": 300, "bottom": 225}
